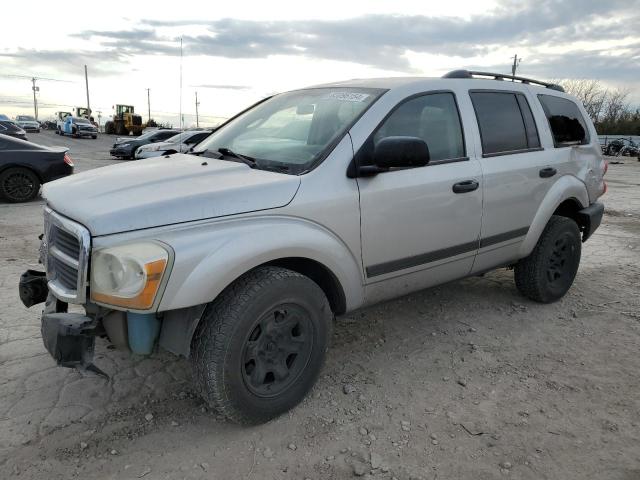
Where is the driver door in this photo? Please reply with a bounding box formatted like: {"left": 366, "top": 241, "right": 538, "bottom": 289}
{"left": 357, "top": 91, "right": 483, "bottom": 300}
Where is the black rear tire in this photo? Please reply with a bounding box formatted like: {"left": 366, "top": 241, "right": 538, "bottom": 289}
{"left": 191, "top": 266, "right": 333, "bottom": 425}
{"left": 0, "top": 167, "right": 41, "bottom": 203}
{"left": 514, "top": 215, "right": 581, "bottom": 303}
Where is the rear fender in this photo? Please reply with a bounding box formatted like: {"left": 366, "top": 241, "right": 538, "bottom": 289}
{"left": 519, "top": 175, "right": 589, "bottom": 257}
{"left": 156, "top": 216, "right": 364, "bottom": 312}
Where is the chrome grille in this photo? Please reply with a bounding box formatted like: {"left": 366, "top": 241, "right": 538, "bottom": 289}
{"left": 43, "top": 207, "right": 90, "bottom": 303}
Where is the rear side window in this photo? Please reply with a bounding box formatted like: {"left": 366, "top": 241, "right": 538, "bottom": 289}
{"left": 156, "top": 131, "right": 177, "bottom": 141}
{"left": 470, "top": 91, "right": 540, "bottom": 156}
{"left": 373, "top": 92, "right": 465, "bottom": 162}
{"left": 538, "top": 94, "right": 589, "bottom": 147}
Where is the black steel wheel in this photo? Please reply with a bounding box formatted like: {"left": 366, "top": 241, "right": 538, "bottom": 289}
{"left": 191, "top": 266, "right": 333, "bottom": 424}
{"left": 515, "top": 215, "right": 581, "bottom": 303}
{"left": 0, "top": 167, "right": 41, "bottom": 203}
{"left": 241, "top": 305, "right": 314, "bottom": 398}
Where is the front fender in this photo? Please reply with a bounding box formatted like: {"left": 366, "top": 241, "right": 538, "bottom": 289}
{"left": 156, "top": 215, "right": 364, "bottom": 312}
{"left": 519, "top": 175, "right": 588, "bottom": 257}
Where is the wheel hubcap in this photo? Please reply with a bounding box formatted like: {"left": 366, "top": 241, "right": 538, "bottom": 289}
{"left": 4, "top": 173, "right": 34, "bottom": 200}
{"left": 546, "top": 234, "right": 574, "bottom": 286}
{"left": 242, "top": 305, "right": 313, "bottom": 397}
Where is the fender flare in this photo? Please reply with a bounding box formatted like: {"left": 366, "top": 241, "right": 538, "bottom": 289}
{"left": 156, "top": 216, "right": 364, "bottom": 314}
{"left": 519, "top": 175, "right": 589, "bottom": 257}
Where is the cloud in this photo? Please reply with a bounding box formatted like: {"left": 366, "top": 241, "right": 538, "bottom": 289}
{"left": 190, "top": 84, "right": 251, "bottom": 90}
{"left": 2, "top": 0, "right": 639, "bottom": 82}
{"left": 136, "top": 0, "right": 639, "bottom": 68}
{"left": 0, "top": 48, "right": 128, "bottom": 76}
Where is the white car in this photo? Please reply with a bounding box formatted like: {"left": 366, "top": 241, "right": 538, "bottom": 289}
{"left": 135, "top": 129, "right": 213, "bottom": 159}
{"left": 14, "top": 115, "right": 40, "bottom": 132}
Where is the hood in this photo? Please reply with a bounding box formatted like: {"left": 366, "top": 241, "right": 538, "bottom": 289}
{"left": 43, "top": 153, "right": 301, "bottom": 236}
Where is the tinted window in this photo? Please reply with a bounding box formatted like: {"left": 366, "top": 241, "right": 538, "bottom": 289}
{"left": 538, "top": 94, "right": 589, "bottom": 146}
{"left": 472, "top": 92, "right": 536, "bottom": 155}
{"left": 155, "top": 131, "right": 178, "bottom": 141}
{"left": 186, "top": 132, "right": 210, "bottom": 144}
{"left": 516, "top": 94, "right": 540, "bottom": 149}
{"left": 373, "top": 92, "right": 465, "bottom": 161}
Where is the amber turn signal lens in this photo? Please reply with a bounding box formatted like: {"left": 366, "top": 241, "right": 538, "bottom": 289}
{"left": 92, "top": 259, "right": 167, "bottom": 310}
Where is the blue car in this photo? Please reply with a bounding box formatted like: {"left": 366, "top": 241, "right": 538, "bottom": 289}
{"left": 60, "top": 116, "right": 98, "bottom": 139}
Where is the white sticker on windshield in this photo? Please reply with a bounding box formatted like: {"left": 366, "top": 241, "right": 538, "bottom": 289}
{"left": 325, "top": 92, "right": 370, "bottom": 102}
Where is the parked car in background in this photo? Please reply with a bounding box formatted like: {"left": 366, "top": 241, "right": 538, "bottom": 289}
{"left": 0, "top": 134, "right": 73, "bottom": 202}
{"left": 15, "top": 115, "right": 41, "bottom": 132}
{"left": 55, "top": 111, "right": 72, "bottom": 134}
{"left": 135, "top": 129, "right": 213, "bottom": 159}
{"left": 109, "top": 128, "right": 181, "bottom": 159}
{"left": 0, "top": 114, "right": 9, "bottom": 120}
{"left": 0, "top": 120, "right": 28, "bottom": 141}
{"left": 59, "top": 116, "right": 98, "bottom": 139}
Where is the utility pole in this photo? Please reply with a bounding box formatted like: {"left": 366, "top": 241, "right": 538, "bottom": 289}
{"left": 195, "top": 91, "right": 200, "bottom": 128}
{"left": 511, "top": 54, "right": 522, "bottom": 79}
{"left": 146, "top": 88, "right": 151, "bottom": 123}
{"left": 31, "top": 77, "right": 39, "bottom": 120}
{"left": 84, "top": 65, "right": 91, "bottom": 115}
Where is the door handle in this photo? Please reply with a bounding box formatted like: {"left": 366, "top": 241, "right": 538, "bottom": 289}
{"left": 539, "top": 167, "right": 557, "bottom": 178}
{"left": 452, "top": 180, "right": 479, "bottom": 194}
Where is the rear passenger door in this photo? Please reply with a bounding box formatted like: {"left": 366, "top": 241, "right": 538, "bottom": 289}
{"left": 357, "top": 91, "right": 483, "bottom": 295}
{"left": 468, "top": 89, "right": 569, "bottom": 273}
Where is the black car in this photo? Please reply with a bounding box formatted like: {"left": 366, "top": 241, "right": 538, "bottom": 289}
{"left": 0, "top": 120, "right": 28, "bottom": 141}
{"left": 0, "top": 134, "right": 74, "bottom": 202}
{"left": 109, "top": 129, "right": 181, "bottom": 159}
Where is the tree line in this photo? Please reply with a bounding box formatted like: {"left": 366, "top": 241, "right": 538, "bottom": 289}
{"left": 558, "top": 80, "right": 639, "bottom": 135}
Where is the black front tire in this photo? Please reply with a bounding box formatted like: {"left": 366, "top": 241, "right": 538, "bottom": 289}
{"left": 514, "top": 215, "right": 581, "bottom": 303}
{"left": 0, "top": 167, "right": 41, "bottom": 203}
{"left": 191, "top": 266, "right": 333, "bottom": 425}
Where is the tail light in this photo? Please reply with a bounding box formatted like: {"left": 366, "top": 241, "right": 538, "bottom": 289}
{"left": 64, "top": 153, "right": 74, "bottom": 167}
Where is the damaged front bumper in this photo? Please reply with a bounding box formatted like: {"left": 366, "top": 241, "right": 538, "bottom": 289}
{"left": 41, "top": 295, "right": 99, "bottom": 369}
{"left": 20, "top": 271, "right": 104, "bottom": 373}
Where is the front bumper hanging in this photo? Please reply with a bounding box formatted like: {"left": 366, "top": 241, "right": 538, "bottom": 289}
{"left": 20, "top": 271, "right": 107, "bottom": 376}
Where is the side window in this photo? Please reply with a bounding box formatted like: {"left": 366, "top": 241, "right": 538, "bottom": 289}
{"left": 373, "top": 92, "right": 465, "bottom": 162}
{"left": 538, "top": 94, "right": 589, "bottom": 147}
{"left": 470, "top": 91, "right": 540, "bottom": 155}
{"left": 158, "top": 131, "right": 176, "bottom": 140}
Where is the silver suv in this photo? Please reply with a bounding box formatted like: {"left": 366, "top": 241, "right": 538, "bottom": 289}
{"left": 20, "top": 70, "right": 606, "bottom": 424}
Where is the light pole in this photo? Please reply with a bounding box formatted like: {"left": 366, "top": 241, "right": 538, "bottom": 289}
{"left": 146, "top": 88, "right": 151, "bottom": 123}
{"left": 195, "top": 91, "right": 200, "bottom": 128}
{"left": 31, "top": 77, "right": 39, "bottom": 120}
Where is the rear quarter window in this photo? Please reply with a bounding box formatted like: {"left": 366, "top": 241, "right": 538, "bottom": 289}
{"left": 537, "top": 94, "right": 590, "bottom": 147}
{"left": 470, "top": 91, "right": 540, "bottom": 156}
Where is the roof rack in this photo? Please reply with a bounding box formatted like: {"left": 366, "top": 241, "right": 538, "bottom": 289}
{"left": 442, "top": 69, "right": 564, "bottom": 92}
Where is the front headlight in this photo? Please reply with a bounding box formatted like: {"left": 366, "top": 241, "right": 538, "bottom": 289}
{"left": 90, "top": 242, "right": 170, "bottom": 310}
{"left": 119, "top": 143, "right": 131, "bottom": 148}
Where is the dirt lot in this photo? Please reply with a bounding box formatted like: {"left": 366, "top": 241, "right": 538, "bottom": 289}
{"left": 1, "top": 131, "right": 639, "bottom": 480}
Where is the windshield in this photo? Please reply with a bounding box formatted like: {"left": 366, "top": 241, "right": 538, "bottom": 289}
{"left": 193, "top": 87, "right": 384, "bottom": 173}
{"left": 17, "top": 116, "right": 35, "bottom": 121}
{"left": 165, "top": 131, "right": 197, "bottom": 144}
{"left": 73, "top": 117, "right": 91, "bottom": 124}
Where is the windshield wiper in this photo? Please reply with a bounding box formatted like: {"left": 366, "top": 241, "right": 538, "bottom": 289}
{"left": 217, "top": 148, "right": 257, "bottom": 168}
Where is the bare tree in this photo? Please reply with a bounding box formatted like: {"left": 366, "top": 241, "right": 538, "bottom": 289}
{"left": 560, "top": 79, "right": 607, "bottom": 123}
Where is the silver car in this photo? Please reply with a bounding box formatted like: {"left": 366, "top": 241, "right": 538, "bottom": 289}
{"left": 15, "top": 115, "right": 40, "bottom": 132}
{"left": 21, "top": 70, "right": 606, "bottom": 425}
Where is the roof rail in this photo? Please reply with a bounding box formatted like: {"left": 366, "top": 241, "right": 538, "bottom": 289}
{"left": 442, "top": 69, "right": 565, "bottom": 92}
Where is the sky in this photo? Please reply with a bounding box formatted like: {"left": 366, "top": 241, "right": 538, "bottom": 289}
{"left": 1, "top": 0, "right": 639, "bottom": 127}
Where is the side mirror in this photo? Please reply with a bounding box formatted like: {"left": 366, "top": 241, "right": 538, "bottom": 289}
{"left": 373, "top": 136, "right": 430, "bottom": 169}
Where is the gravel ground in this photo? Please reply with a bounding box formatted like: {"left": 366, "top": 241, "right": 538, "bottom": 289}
{"left": 1, "top": 131, "right": 639, "bottom": 479}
